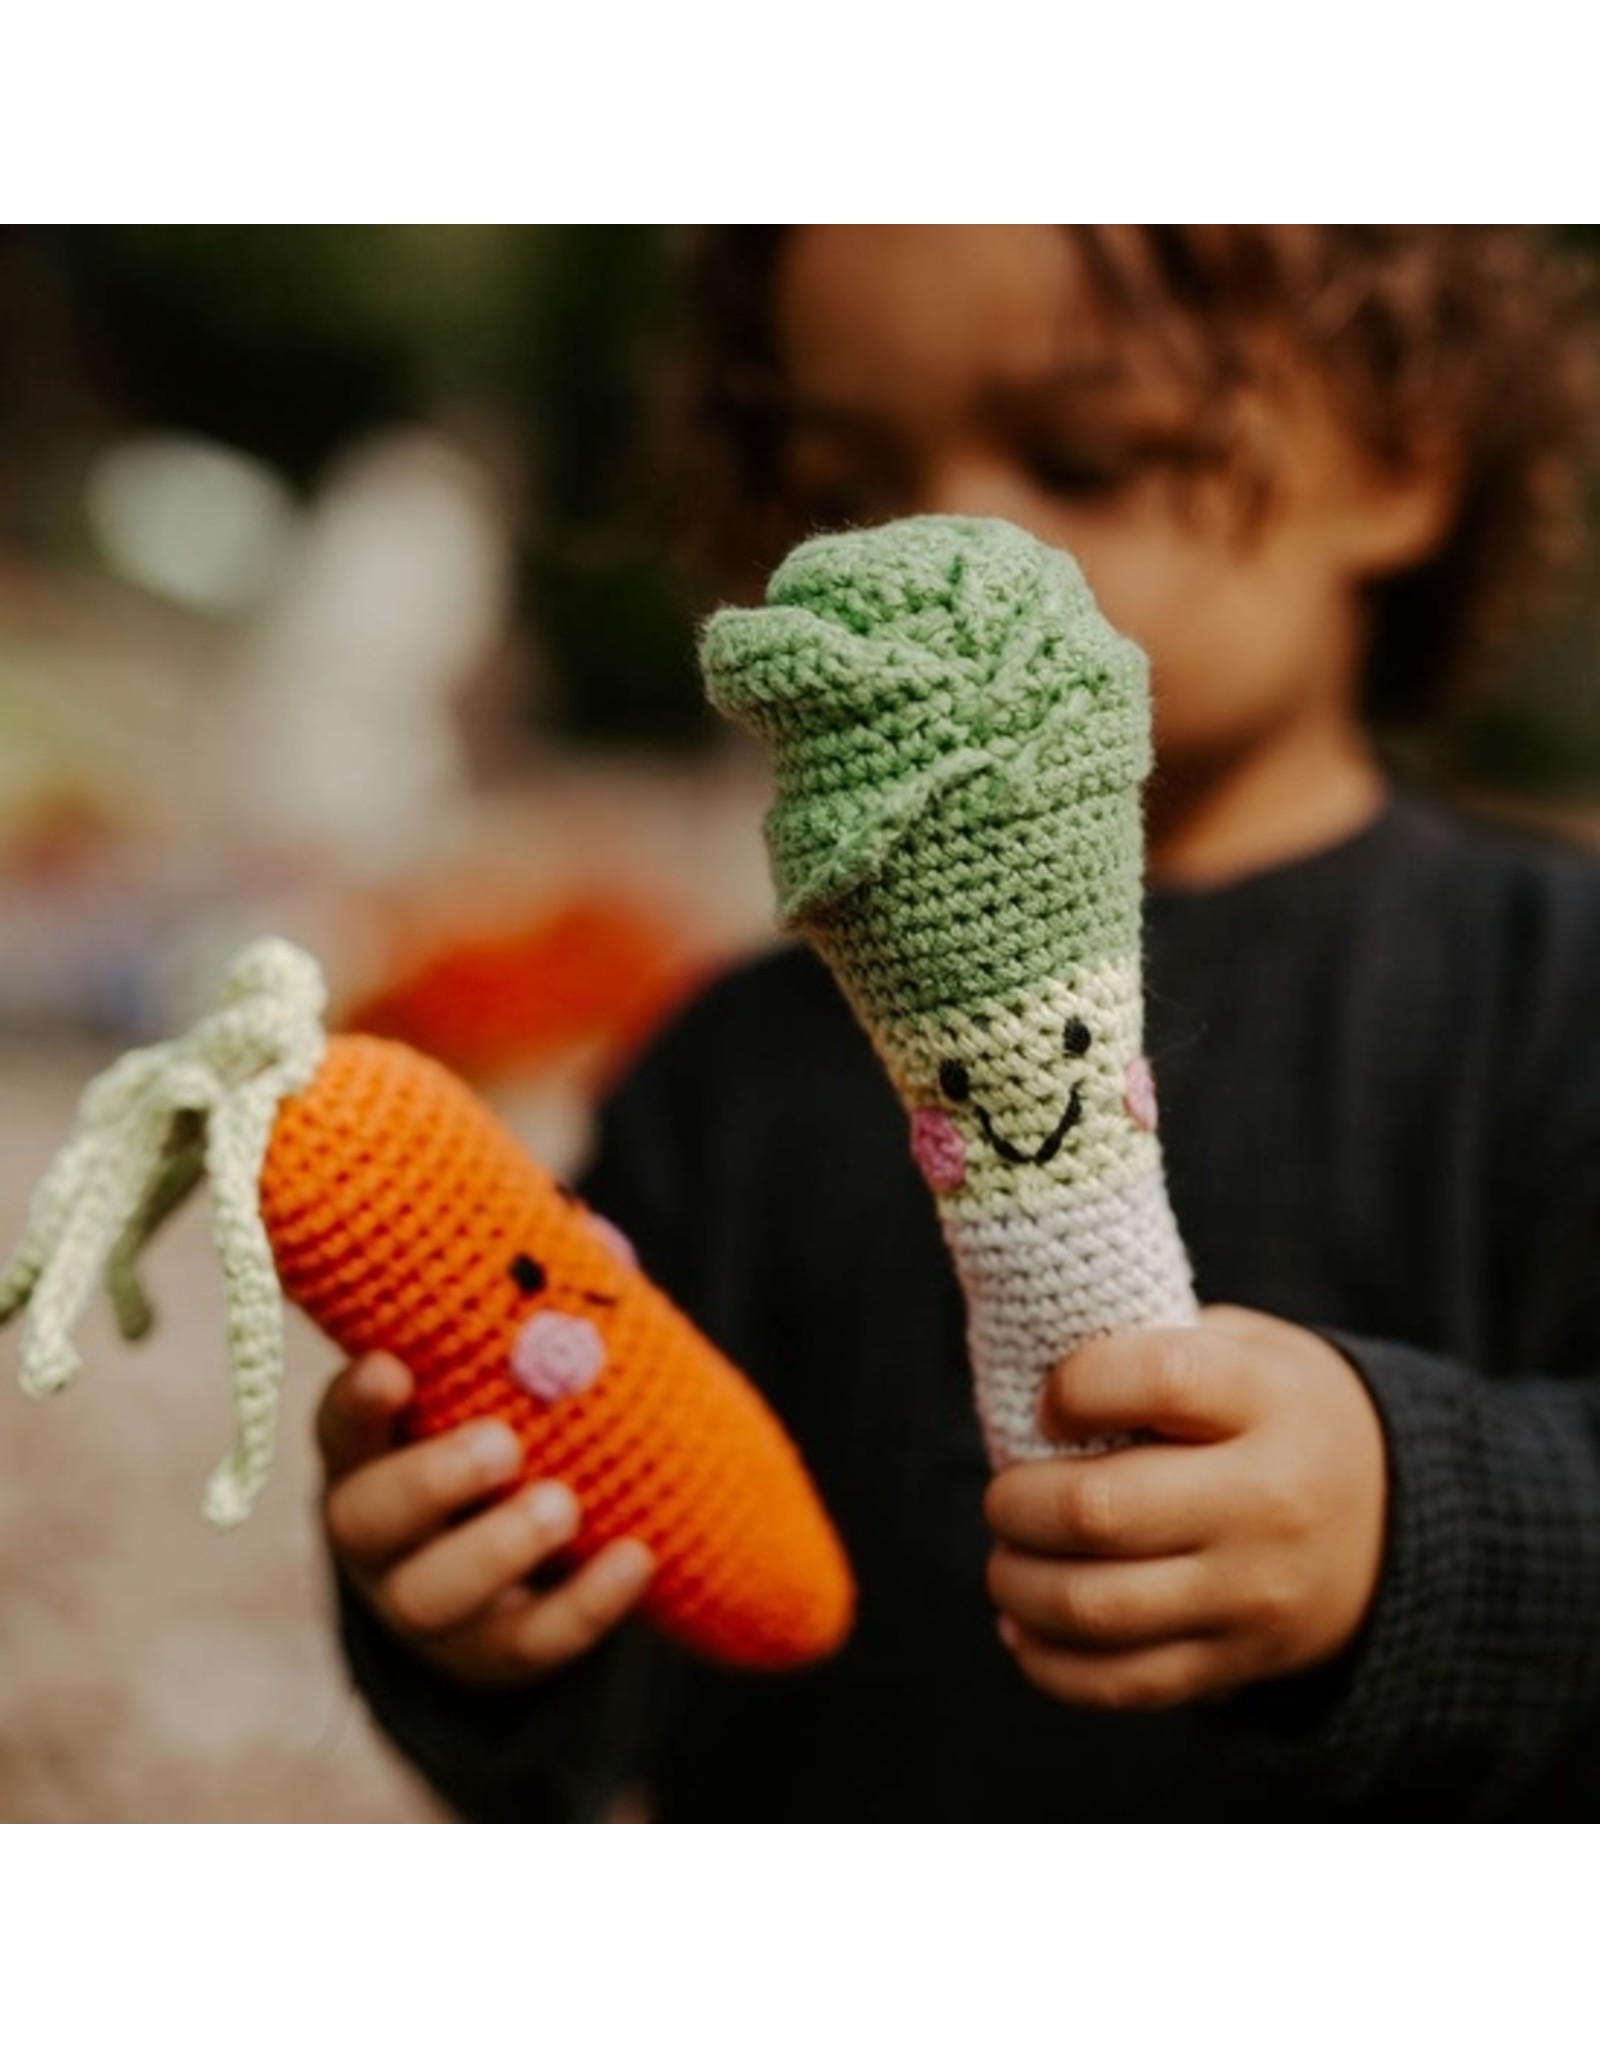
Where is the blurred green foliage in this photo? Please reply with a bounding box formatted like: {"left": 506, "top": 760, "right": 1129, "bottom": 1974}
{"left": 0, "top": 225, "right": 708, "bottom": 747}
{"left": 507, "top": 227, "right": 710, "bottom": 747}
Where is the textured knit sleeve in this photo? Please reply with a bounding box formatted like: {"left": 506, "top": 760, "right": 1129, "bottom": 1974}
{"left": 1199, "top": 1329, "right": 1600, "bottom": 1815}
{"left": 1202, "top": 852, "right": 1600, "bottom": 1817}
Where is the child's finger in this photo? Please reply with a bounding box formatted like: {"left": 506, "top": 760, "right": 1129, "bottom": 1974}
{"left": 373, "top": 1480, "right": 581, "bottom": 1639}
{"left": 1040, "top": 1326, "right": 1255, "bottom": 1444}
{"left": 324, "top": 1420, "right": 524, "bottom": 1571}
{"left": 984, "top": 1440, "right": 1213, "bottom": 1559}
{"left": 986, "top": 1546, "right": 1216, "bottom": 1650}
{"left": 417, "top": 1539, "right": 657, "bottom": 1686}
{"left": 492, "top": 1539, "right": 657, "bottom": 1676}
{"left": 315, "top": 1353, "right": 416, "bottom": 1480}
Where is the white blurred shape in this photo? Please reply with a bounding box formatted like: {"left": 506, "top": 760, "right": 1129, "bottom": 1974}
{"left": 85, "top": 433, "right": 298, "bottom": 614}
{"left": 216, "top": 428, "right": 513, "bottom": 880}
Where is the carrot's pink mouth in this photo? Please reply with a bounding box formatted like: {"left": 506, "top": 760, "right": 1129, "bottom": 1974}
{"left": 510, "top": 1311, "right": 607, "bottom": 1403}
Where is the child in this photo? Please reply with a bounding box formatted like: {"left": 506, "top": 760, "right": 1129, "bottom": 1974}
{"left": 320, "top": 227, "right": 1600, "bottom": 1819}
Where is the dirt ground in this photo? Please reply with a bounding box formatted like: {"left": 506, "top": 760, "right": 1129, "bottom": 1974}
{"left": 0, "top": 1045, "right": 452, "bottom": 1821}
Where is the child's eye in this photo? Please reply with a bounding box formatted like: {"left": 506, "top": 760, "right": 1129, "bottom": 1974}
{"left": 1026, "top": 444, "right": 1132, "bottom": 501}
{"left": 1063, "top": 1017, "right": 1092, "bottom": 1057}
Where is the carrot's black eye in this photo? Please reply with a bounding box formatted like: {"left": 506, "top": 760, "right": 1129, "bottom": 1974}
{"left": 1062, "top": 1017, "right": 1092, "bottom": 1058}
{"left": 509, "top": 1254, "right": 547, "bottom": 1295}
{"left": 939, "top": 1058, "right": 971, "bottom": 1103}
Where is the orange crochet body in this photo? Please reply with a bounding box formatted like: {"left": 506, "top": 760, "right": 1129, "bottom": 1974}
{"left": 261, "top": 1035, "right": 854, "bottom": 1670}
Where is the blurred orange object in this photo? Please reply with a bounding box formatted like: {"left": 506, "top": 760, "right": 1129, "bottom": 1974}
{"left": 344, "top": 895, "right": 707, "bottom": 1086}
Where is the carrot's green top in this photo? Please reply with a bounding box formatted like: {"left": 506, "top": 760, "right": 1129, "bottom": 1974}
{"left": 700, "top": 515, "right": 1152, "bottom": 1014}
{"left": 0, "top": 938, "right": 328, "bottom": 1528}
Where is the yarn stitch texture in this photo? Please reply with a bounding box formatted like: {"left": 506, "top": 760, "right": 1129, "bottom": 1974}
{"left": 701, "top": 514, "right": 1199, "bottom": 1463}
{"left": 0, "top": 939, "right": 853, "bottom": 1670}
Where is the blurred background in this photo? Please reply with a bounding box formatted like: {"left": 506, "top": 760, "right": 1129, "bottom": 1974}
{"left": 0, "top": 226, "right": 777, "bottom": 1822}
{"left": 1, "top": 225, "right": 1596, "bottom": 1821}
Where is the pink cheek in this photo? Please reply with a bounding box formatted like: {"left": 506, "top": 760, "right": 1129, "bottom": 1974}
{"left": 1124, "top": 1054, "right": 1159, "bottom": 1132}
{"left": 510, "top": 1312, "right": 607, "bottom": 1404}
{"left": 911, "top": 1107, "right": 968, "bottom": 1192}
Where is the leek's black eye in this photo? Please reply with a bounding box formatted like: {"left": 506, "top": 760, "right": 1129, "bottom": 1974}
{"left": 939, "top": 1058, "right": 971, "bottom": 1103}
{"left": 1062, "top": 1017, "right": 1092, "bottom": 1058}
{"left": 509, "top": 1254, "right": 546, "bottom": 1295}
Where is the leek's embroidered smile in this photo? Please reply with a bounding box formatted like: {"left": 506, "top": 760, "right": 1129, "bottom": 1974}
{"left": 938, "top": 1016, "right": 1092, "bottom": 1168}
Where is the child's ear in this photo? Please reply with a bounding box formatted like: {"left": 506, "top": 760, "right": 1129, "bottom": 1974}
{"left": 1339, "top": 440, "right": 1462, "bottom": 579}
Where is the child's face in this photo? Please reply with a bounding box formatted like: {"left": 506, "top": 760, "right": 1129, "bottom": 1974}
{"left": 770, "top": 227, "right": 1446, "bottom": 816}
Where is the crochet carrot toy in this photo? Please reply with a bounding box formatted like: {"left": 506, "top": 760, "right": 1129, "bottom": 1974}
{"left": 0, "top": 938, "right": 854, "bottom": 1669}
{"left": 701, "top": 514, "right": 1199, "bottom": 1466}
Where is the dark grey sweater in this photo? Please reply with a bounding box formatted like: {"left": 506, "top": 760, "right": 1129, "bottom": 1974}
{"left": 339, "top": 795, "right": 1600, "bottom": 1819}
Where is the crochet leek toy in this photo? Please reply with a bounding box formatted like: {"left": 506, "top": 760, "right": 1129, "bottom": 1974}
{"left": 702, "top": 514, "right": 1198, "bottom": 1466}
{"left": 0, "top": 939, "right": 854, "bottom": 1669}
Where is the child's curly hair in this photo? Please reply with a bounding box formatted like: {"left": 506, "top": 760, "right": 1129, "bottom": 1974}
{"left": 681, "top": 226, "right": 1600, "bottom": 726}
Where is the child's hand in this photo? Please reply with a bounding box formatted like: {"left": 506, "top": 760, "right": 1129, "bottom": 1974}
{"left": 983, "top": 1306, "right": 1387, "bottom": 1710}
{"left": 318, "top": 1354, "right": 655, "bottom": 1688}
